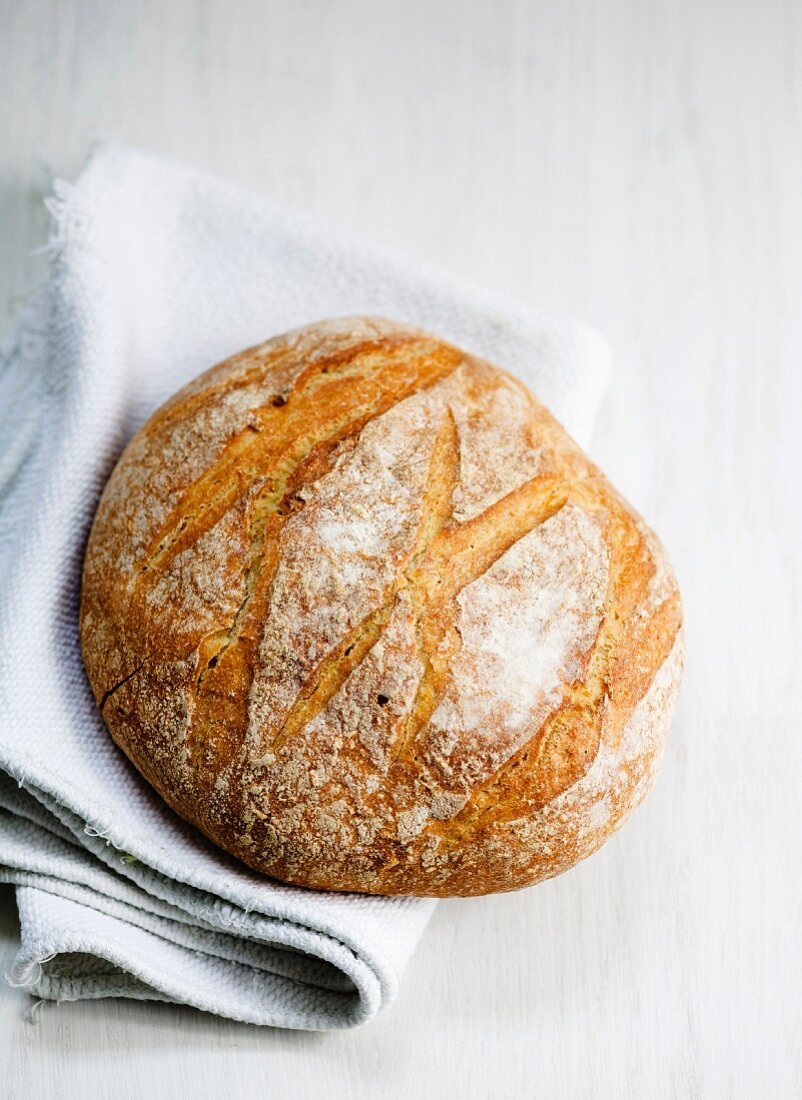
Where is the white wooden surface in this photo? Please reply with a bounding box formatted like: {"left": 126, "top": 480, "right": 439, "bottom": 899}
{"left": 1, "top": 1, "right": 800, "bottom": 1096}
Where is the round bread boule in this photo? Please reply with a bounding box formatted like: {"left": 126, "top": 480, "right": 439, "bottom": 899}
{"left": 80, "top": 317, "right": 683, "bottom": 897}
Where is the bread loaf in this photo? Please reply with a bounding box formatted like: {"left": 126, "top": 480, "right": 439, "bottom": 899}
{"left": 80, "top": 318, "right": 683, "bottom": 897}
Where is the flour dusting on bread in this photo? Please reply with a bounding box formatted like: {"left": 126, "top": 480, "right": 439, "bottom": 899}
{"left": 80, "top": 318, "right": 683, "bottom": 897}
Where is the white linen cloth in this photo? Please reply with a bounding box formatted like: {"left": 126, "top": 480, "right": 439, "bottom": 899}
{"left": 0, "top": 143, "right": 609, "bottom": 1029}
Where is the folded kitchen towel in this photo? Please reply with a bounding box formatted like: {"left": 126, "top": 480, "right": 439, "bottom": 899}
{"left": 0, "top": 142, "right": 610, "bottom": 1029}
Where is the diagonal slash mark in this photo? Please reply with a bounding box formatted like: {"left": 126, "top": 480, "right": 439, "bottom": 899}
{"left": 99, "top": 664, "right": 145, "bottom": 711}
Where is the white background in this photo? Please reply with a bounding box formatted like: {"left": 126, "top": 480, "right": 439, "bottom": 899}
{"left": 1, "top": 1, "right": 800, "bottom": 1097}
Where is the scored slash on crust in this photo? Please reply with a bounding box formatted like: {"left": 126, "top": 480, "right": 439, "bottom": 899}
{"left": 151, "top": 336, "right": 466, "bottom": 780}
{"left": 441, "top": 484, "right": 683, "bottom": 836}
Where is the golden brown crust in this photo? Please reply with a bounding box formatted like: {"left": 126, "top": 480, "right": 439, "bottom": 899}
{"left": 80, "top": 317, "right": 683, "bottom": 897}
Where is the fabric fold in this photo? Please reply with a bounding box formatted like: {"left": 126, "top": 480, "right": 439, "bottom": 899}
{"left": 0, "top": 142, "right": 609, "bottom": 1028}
